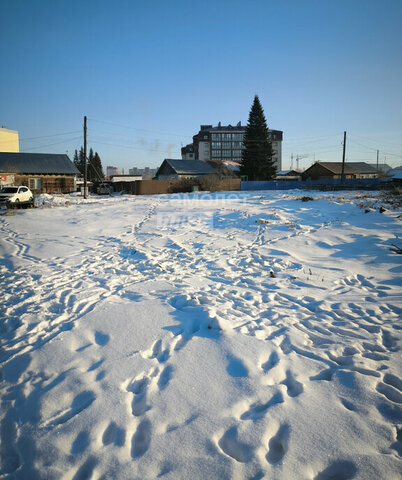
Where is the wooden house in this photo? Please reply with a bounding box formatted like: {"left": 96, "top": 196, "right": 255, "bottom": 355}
{"left": 0, "top": 152, "right": 79, "bottom": 193}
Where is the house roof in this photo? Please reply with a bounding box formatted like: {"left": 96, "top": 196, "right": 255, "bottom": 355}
{"left": 345, "top": 162, "right": 378, "bottom": 174}
{"left": 368, "top": 163, "right": 392, "bottom": 172}
{"left": 277, "top": 170, "right": 300, "bottom": 176}
{"left": 311, "top": 162, "right": 357, "bottom": 175}
{"left": 386, "top": 166, "right": 402, "bottom": 179}
{"left": 0, "top": 152, "right": 79, "bottom": 175}
{"left": 160, "top": 159, "right": 216, "bottom": 175}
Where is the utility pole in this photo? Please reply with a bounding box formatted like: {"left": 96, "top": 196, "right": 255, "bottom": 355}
{"left": 341, "top": 131, "right": 347, "bottom": 184}
{"left": 83, "top": 116, "right": 87, "bottom": 199}
{"left": 376, "top": 149, "right": 379, "bottom": 175}
{"left": 291, "top": 153, "right": 294, "bottom": 170}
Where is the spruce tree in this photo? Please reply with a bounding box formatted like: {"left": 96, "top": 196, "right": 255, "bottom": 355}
{"left": 88, "top": 148, "right": 95, "bottom": 181}
{"left": 93, "top": 152, "right": 104, "bottom": 179}
{"left": 73, "top": 147, "right": 85, "bottom": 175}
{"left": 73, "top": 149, "right": 80, "bottom": 172}
{"left": 240, "top": 95, "right": 276, "bottom": 180}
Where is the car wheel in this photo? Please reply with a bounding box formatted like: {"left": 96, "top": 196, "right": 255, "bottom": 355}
{"left": 15, "top": 199, "right": 20, "bottom": 203}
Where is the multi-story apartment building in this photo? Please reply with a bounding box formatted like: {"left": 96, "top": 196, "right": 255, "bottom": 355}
{"left": 106, "top": 166, "right": 120, "bottom": 177}
{"left": 182, "top": 122, "right": 283, "bottom": 171}
{"left": 128, "top": 167, "right": 157, "bottom": 179}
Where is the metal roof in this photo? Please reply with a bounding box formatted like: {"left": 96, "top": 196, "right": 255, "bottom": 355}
{"left": 345, "top": 162, "right": 378, "bottom": 174}
{"left": 313, "top": 162, "right": 357, "bottom": 174}
{"left": 162, "top": 159, "right": 216, "bottom": 175}
{"left": 0, "top": 153, "right": 79, "bottom": 175}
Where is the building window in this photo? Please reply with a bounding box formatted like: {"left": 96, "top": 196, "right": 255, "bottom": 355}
{"left": 212, "top": 150, "right": 221, "bottom": 158}
{"left": 233, "top": 141, "right": 242, "bottom": 148}
{"left": 29, "top": 178, "right": 42, "bottom": 190}
{"left": 223, "top": 133, "right": 232, "bottom": 140}
{"left": 222, "top": 142, "right": 232, "bottom": 148}
{"left": 222, "top": 150, "right": 231, "bottom": 157}
{"left": 233, "top": 133, "right": 244, "bottom": 141}
{"left": 212, "top": 141, "right": 221, "bottom": 148}
{"left": 211, "top": 133, "right": 221, "bottom": 141}
{"left": 233, "top": 150, "right": 242, "bottom": 157}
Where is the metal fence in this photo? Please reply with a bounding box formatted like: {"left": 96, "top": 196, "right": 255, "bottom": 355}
{"left": 241, "top": 178, "right": 391, "bottom": 191}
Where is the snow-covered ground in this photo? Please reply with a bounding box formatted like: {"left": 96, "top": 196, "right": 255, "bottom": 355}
{"left": 1, "top": 190, "right": 401, "bottom": 480}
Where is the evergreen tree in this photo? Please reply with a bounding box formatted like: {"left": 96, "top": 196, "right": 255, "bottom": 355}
{"left": 240, "top": 95, "right": 276, "bottom": 180}
{"left": 88, "top": 148, "right": 95, "bottom": 181}
{"left": 93, "top": 152, "right": 104, "bottom": 179}
{"left": 74, "top": 146, "right": 104, "bottom": 180}
{"left": 73, "top": 149, "right": 79, "bottom": 169}
{"left": 78, "top": 147, "right": 86, "bottom": 176}
{"left": 73, "top": 148, "right": 85, "bottom": 175}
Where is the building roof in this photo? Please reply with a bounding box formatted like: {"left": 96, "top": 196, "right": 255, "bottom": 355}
{"left": 276, "top": 169, "right": 300, "bottom": 176}
{"left": 0, "top": 152, "right": 79, "bottom": 175}
{"left": 368, "top": 163, "right": 392, "bottom": 172}
{"left": 159, "top": 159, "right": 216, "bottom": 175}
{"left": 196, "top": 123, "right": 283, "bottom": 141}
{"left": 386, "top": 166, "right": 402, "bottom": 179}
{"left": 345, "top": 162, "right": 378, "bottom": 174}
{"left": 310, "top": 162, "right": 357, "bottom": 175}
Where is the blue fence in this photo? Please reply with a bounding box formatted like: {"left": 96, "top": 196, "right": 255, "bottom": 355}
{"left": 241, "top": 178, "right": 389, "bottom": 191}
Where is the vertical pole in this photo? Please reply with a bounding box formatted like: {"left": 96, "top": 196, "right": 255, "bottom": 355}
{"left": 341, "top": 131, "right": 346, "bottom": 184}
{"left": 291, "top": 153, "right": 293, "bottom": 170}
{"left": 376, "top": 149, "right": 379, "bottom": 175}
{"left": 83, "top": 116, "right": 87, "bottom": 199}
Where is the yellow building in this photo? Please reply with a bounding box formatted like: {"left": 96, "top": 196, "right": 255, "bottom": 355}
{"left": 0, "top": 127, "right": 19, "bottom": 152}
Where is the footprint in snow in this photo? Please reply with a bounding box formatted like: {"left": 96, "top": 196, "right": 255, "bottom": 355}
{"left": 131, "top": 419, "right": 151, "bottom": 459}
{"left": 218, "top": 426, "right": 253, "bottom": 463}
{"left": 95, "top": 331, "right": 109, "bottom": 346}
{"left": 240, "top": 391, "right": 284, "bottom": 421}
{"left": 266, "top": 424, "right": 290, "bottom": 464}
{"left": 127, "top": 376, "right": 150, "bottom": 416}
{"left": 314, "top": 460, "right": 357, "bottom": 480}
{"left": 102, "top": 421, "right": 126, "bottom": 447}
{"left": 280, "top": 370, "right": 304, "bottom": 398}
{"left": 261, "top": 351, "right": 279, "bottom": 372}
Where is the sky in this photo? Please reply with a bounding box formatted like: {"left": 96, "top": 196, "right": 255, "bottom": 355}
{"left": 1, "top": 0, "right": 402, "bottom": 171}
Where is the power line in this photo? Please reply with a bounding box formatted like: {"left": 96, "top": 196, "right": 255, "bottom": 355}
{"left": 88, "top": 117, "right": 192, "bottom": 139}
{"left": 21, "top": 136, "right": 82, "bottom": 151}
{"left": 20, "top": 130, "right": 81, "bottom": 141}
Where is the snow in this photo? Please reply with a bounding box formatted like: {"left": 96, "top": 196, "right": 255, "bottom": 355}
{"left": 1, "top": 190, "right": 401, "bottom": 479}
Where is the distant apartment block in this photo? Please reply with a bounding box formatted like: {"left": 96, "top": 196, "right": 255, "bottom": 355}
{"left": 182, "top": 122, "right": 283, "bottom": 171}
{"left": 128, "top": 167, "right": 157, "bottom": 179}
{"left": 0, "top": 126, "right": 19, "bottom": 152}
{"left": 106, "top": 166, "right": 120, "bottom": 177}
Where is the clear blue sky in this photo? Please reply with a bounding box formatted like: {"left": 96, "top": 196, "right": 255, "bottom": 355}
{"left": 1, "top": 0, "right": 402, "bottom": 170}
